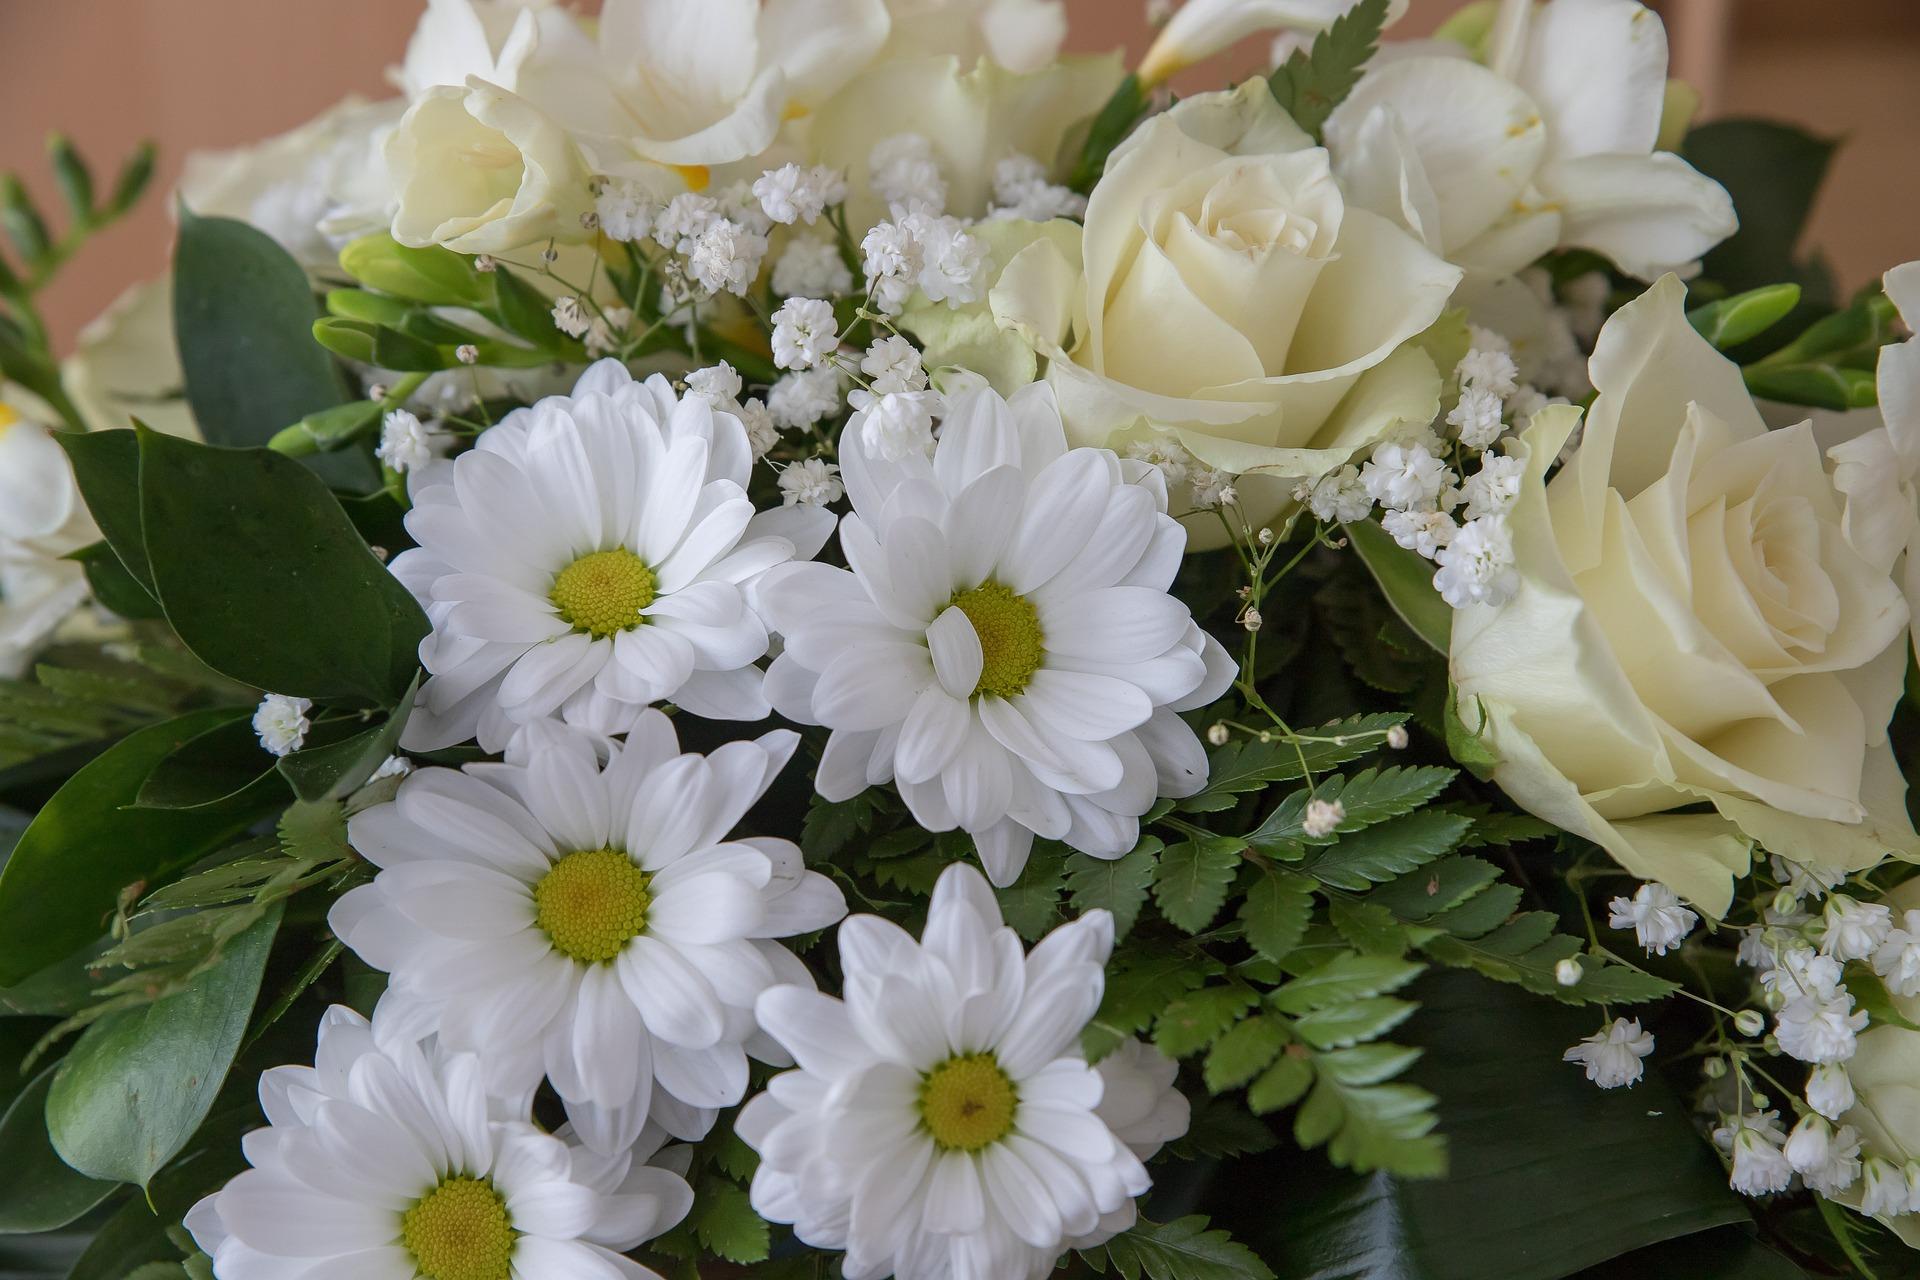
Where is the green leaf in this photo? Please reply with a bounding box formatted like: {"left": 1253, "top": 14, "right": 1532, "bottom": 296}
{"left": 276, "top": 682, "right": 416, "bottom": 802}
{"left": 1240, "top": 872, "right": 1315, "bottom": 963}
{"left": 1066, "top": 841, "right": 1159, "bottom": 940}
{"left": 1248, "top": 1053, "right": 1314, "bottom": 1115}
{"left": 1156, "top": 986, "right": 1259, "bottom": 1059}
{"left": 48, "top": 905, "right": 280, "bottom": 1185}
{"left": 1204, "top": 1015, "right": 1288, "bottom": 1093}
{"left": 994, "top": 847, "right": 1064, "bottom": 942}
{"left": 56, "top": 429, "right": 152, "bottom": 593}
{"left": 47, "top": 135, "right": 95, "bottom": 222}
{"left": 0, "top": 709, "right": 280, "bottom": 984}
{"left": 1081, "top": 1215, "right": 1276, "bottom": 1280}
{"left": 800, "top": 789, "right": 886, "bottom": 862}
{"left": 1742, "top": 360, "right": 1878, "bottom": 410}
{"left": 135, "top": 711, "right": 280, "bottom": 810}
{"left": 1295, "top": 1074, "right": 1445, "bottom": 1176}
{"left": 173, "top": 209, "right": 373, "bottom": 488}
{"left": 1844, "top": 967, "right": 1920, "bottom": 1033}
{"left": 1684, "top": 120, "right": 1836, "bottom": 297}
{"left": 1687, "top": 283, "right": 1801, "bottom": 349}
{"left": 1068, "top": 74, "right": 1151, "bottom": 194}
{"left": 138, "top": 430, "right": 428, "bottom": 705}
{"left": 1271, "top": 952, "right": 1423, "bottom": 1015}
{"left": 1153, "top": 837, "right": 1245, "bottom": 933}
{"left": 1329, "top": 898, "right": 1409, "bottom": 956}
{"left": 1444, "top": 687, "right": 1499, "bottom": 779}
{"left": 688, "top": 1180, "right": 770, "bottom": 1264}
{"left": 490, "top": 265, "right": 571, "bottom": 349}
{"left": 1249, "top": 765, "right": 1456, "bottom": 851}
{"left": 1090, "top": 945, "right": 1216, "bottom": 1058}
{"left": 338, "top": 233, "right": 488, "bottom": 307}
{"left": 1294, "top": 996, "right": 1418, "bottom": 1051}
{"left": 0, "top": 1067, "right": 117, "bottom": 1233}
{"left": 1303, "top": 811, "right": 1472, "bottom": 891}
{"left": 1344, "top": 518, "right": 1450, "bottom": 655}
{"left": 1422, "top": 914, "right": 1678, "bottom": 1006}
{"left": 70, "top": 541, "right": 163, "bottom": 619}
{"left": 1181, "top": 714, "right": 1409, "bottom": 813}
{"left": 63, "top": 1108, "right": 253, "bottom": 1280}
{"left": 1369, "top": 854, "right": 1501, "bottom": 921}
{"left": 1266, "top": 0, "right": 1390, "bottom": 141}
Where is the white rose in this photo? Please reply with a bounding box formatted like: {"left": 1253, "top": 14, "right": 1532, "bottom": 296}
{"left": 990, "top": 79, "right": 1461, "bottom": 532}
{"left": 1324, "top": 0, "right": 1735, "bottom": 280}
{"left": 387, "top": 76, "right": 594, "bottom": 256}
{"left": 1139, "top": 0, "right": 1408, "bottom": 87}
{"left": 1450, "top": 276, "right": 1916, "bottom": 915}
{"left": 0, "top": 413, "right": 100, "bottom": 676}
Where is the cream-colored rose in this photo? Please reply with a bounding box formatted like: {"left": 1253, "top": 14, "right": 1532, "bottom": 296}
{"left": 1450, "top": 275, "right": 1917, "bottom": 915}
{"left": 0, "top": 412, "right": 99, "bottom": 676}
{"left": 387, "top": 77, "right": 594, "bottom": 256}
{"left": 989, "top": 79, "right": 1460, "bottom": 525}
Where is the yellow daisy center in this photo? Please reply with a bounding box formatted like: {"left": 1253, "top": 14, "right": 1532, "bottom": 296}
{"left": 533, "top": 849, "right": 652, "bottom": 964}
{"left": 950, "top": 582, "right": 1044, "bottom": 699}
{"left": 918, "top": 1052, "right": 1018, "bottom": 1153}
{"left": 401, "top": 1177, "right": 514, "bottom": 1280}
{"left": 550, "top": 549, "right": 656, "bottom": 639}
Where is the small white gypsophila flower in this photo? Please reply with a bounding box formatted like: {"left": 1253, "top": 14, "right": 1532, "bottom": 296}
{"left": 1720, "top": 1113, "right": 1794, "bottom": 1196}
{"left": 1859, "top": 1156, "right": 1915, "bottom": 1217}
{"left": 1772, "top": 854, "right": 1847, "bottom": 902}
{"left": 1785, "top": 1115, "right": 1864, "bottom": 1194}
{"left": 332, "top": 717, "right": 847, "bottom": 1151}
{"left": 1124, "top": 437, "right": 1192, "bottom": 486}
{"left": 850, "top": 387, "right": 940, "bottom": 462}
{"left": 1873, "top": 908, "right": 1920, "bottom": 996}
{"left": 733, "top": 396, "right": 779, "bottom": 460}
{"left": 652, "top": 192, "right": 720, "bottom": 252}
{"left": 1361, "top": 438, "right": 1450, "bottom": 511}
{"left": 595, "top": 176, "right": 659, "bottom": 243}
{"left": 1450, "top": 453, "right": 1526, "bottom": 522}
{"left": 778, "top": 457, "right": 845, "bottom": 508}
{"left": 1302, "top": 465, "right": 1371, "bottom": 524}
{"left": 771, "top": 297, "right": 841, "bottom": 371}
{"left": 767, "top": 366, "right": 846, "bottom": 429}
{"left": 375, "top": 409, "right": 444, "bottom": 475}
{"left": 1189, "top": 464, "right": 1233, "bottom": 509}
{"left": 1774, "top": 989, "right": 1868, "bottom": 1064}
{"left": 1382, "top": 508, "right": 1458, "bottom": 560}
{"left": 1446, "top": 387, "right": 1507, "bottom": 451}
{"left": 1207, "top": 722, "right": 1230, "bottom": 747}
{"left": 456, "top": 342, "right": 479, "bottom": 365}
{"left": 1607, "top": 882, "right": 1698, "bottom": 956}
{"left": 861, "top": 218, "right": 921, "bottom": 315}
{"left": 685, "top": 361, "right": 743, "bottom": 406}
{"left": 902, "top": 209, "right": 989, "bottom": 307}
{"left": 1456, "top": 347, "right": 1520, "bottom": 399}
{"left": 1563, "top": 1017, "right": 1654, "bottom": 1088}
{"left": 715, "top": 180, "right": 775, "bottom": 237}
{"left": 369, "top": 753, "right": 412, "bottom": 781}
{"left": 1432, "top": 515, "right": 1518, "bottom": 608}
{"left": 686, "top": 218, "right": 769, "bottom": 297}
{"left": 583, "top": 305, "right": 633, "bottom": 358}
{"left": 550, "top": 294, "right": 591, "bottom": 339}
{"left": 1760, "top": 944, "right": 1843, "bottom": 1001}
{"left": 860, "top": 334, "right": 928, "bottom": 395}
{"left": 772, "top": 236, "right": 854, "bottom": 300}
{"left": 869, "top": 132, "right": 948, "bottom": 215}
{"left": 183, "top": 1006, "right": 694, "bottom": 1280}
{"left": 753, "top": 162, "right": 845, "bottom": 225}
{"left": 1821, "top": 894, "right": 1893, "bottom": 962}
{"left": 1302, "top": 798, "right": 1345, "bottom": 838}
{"left": 738, "top": 864, "right": 1186, "bottom": 1280}
{"left": 1386, "top": 724, "right": 1409, "bottom": 750}
{"left": 1807, "top": 1063, "right": 1856, "bottom": 1120}
{"left": 1555, "top": 958, "right": 1583, "bottom": 986}
{"left": 252, "top": 693, "right": 312, "bottom": 757}
{"left": 1465, "top": 323, "right": 1513, "bottom": 356}
{"left": 988, "top": 153, "right": 1088, "bottom": 222}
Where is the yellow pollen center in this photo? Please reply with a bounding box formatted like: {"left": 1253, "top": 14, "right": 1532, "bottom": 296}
{"left": 401, "top": 1177, "right": 514, "bottom": 1280}
{"left": 950, "top": 582, "right": 1044, "bottom": 699}
{"left": 534, "top": 849, "right": 652, "bottom": 964}
{"left": 550, "top": 549, "right": 656, "bottom": 639}
{"left": 918, "top": 1053, "right": 1018, "bottom": 1153}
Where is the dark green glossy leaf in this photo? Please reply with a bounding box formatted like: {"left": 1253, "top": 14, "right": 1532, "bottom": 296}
{"left": 135, "top": 711, "right": 282, "bottom": 810}
{"left": 1345, "top": 519, "right": 1449, "bottom": 656}
{"left": 0, "top": 709, "right": 279, "bottom": 984}
{"left": 0, "top": 1068, "right": 117, "bottom": 1233}
{"left": 55, "top": 429, "right": 151, "bottom": 593}
{"left": 276, "top": 686, "right": 415, "bottom": 802}
{"left": 137, "top": 430, "right": 428, "bottom": 704}
{"left": 48, "top": 905, "right": 281, "bottom": 1186}
{"left": 69, "top": 542, "right": 162, "bottom": 619}
{"left": 1687, "top": 283, "right": 1801, "bottom": 350}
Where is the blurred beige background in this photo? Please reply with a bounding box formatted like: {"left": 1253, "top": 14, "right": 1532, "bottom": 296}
{"left": 0, "top": 0, "right": 1914, "bottom": 351}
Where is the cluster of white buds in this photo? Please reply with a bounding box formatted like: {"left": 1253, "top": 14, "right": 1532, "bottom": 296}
{"left": 1122, "top": 437, "right": 1239, "bottom": 511}
{"left": 987, "top": 154, "right": 1087, "bottom": 222}
{"left": 858, "top": 135, "right": 989, "bottom": 314}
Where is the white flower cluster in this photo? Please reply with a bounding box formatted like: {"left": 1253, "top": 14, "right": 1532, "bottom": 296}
{"left": 988, "top": 153, "right": 1087, "bottom": 222}
{"left": 859, "top": 134, "right": 991, "bottom": 314}
{"left": 621, "top": 162, "right": 850, "bottom": 306}
{"left": 1123, "top": 437, "right": 1237, "bottom": 511}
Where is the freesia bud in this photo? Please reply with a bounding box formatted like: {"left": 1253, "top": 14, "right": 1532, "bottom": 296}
{"left": 1138, "top": 0, "right": 1407, "bottom": 87}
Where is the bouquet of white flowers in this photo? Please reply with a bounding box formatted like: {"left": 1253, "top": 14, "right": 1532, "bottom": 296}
{"left": 2, "top": 0, "right": 1917, "bottom": 1276}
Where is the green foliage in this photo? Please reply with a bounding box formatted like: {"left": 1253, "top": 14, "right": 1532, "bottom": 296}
{"left": 1343, "top": 518, "right": 1451, "bottom": 656}
{"left": 1266, "top": 0, "right": 1390, "bottom": 142}
{"left": 0, "top": 649, "right": 218, "bottom": 778}
{"left": 687, "top": 1179, "right": 770, "bottom": 1265}
{"left": 1179, "top": 714, "right": 1410, "bottom": 813}
{"left": 1079, "top": 1216, "right": 1275, "bottom": 1280}
{"left": 1301, "top": 811, "right": 1473, "bottom": 891}
{"left": 1249, "top": 765, "right": 1456, "bottom": 852}
{"left": 0, "top": 1067, "right": 116, "bottom": 1233}
{"left": 1067, "top": 841, "right": 1159, "bottom": 939}
{"left": 1153, "top": 837, "right": 1245, "bottom": 933}
{"left": 1687, "top": 283, "right": 1802, "bottom": 349}
{"left": 1068, "top": 74, "right": 1151, "bottom": 194}
{"left": 1239, "top": 873, "right": 1314, "bottom": 962}
{"left": 1423, "top": 913, "right": 1677, "bottom": 1006}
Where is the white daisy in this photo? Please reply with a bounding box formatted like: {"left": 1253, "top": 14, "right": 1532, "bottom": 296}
{"left": 392, "top": 359, "right": 835, "bottom": 752}
{"left": 758, "top": 380, "right": 1234, "bottom": 885}
{"left": 330, "top": 714, "right": 847, "bottom": 1153}
{"left": 738, "top": 863, "right": 1184, "bottom": 1280}
{"left": 185, "top": 1006, "right": 693, "bottom": 1280}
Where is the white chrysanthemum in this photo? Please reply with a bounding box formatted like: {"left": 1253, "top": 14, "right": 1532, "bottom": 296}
{"left": 332, "top": 716, "right": 847, "bottom": 1153}
{"left": 253, "top": 693, "right": 312, "bottom": 757}
{"left": 185, "top": 1007, "right": 693, "bottom": 1280}
{"left": 1607, "top": 881, "right": 1698, "bottom": 956}
{"left": 1563, "top": 1017, "right": 1653, "bottom": 1088}
{"left": 759, "top": 381, "right": 1234, "bottom": 884}
{"left": 738, "top": 864, "right": 1185, "bottom": 1280}
{"left": 392, "top": 359, "right": 834, "bottom": 751}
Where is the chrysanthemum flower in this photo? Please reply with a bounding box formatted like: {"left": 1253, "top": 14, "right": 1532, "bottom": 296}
{"left": 738, "top": 863, "right": 1188, "bottom": 1280}
{"left": 185, "top": 1006, "right": 693, "bottom": 1280}
{"left": 393, "top": 359, "right": 835, "bottom": 752}
{"left": 331, "top": 715, "right": 846, "bottom": 1152}
{"left": 759, "top": 381, "right": 1234, "bottom": 884}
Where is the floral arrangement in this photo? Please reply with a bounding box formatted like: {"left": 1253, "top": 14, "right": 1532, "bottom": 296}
{"left": 1, "top": 0, "right": 1918, "bottom": 1276}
